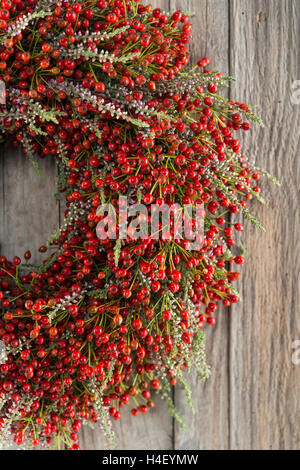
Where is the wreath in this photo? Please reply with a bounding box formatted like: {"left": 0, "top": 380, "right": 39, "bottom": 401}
{"left": 0, "top": 0, "right": 278, "bottom": 450}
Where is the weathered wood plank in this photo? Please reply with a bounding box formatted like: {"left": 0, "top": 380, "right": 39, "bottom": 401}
{"left": 229, "top": 0, "right": 300, "bottom": 450}
{"left": 170, "top": 0, "right": 231, "bottom": 450}
{"left": 78, "top": 0, "right": 174, "bottom": 453}
{"left": 0, "top": 146, "right": 59, "bottom": 264}
{"left": 80, "top": 395, "right": 173, "bottom": 450}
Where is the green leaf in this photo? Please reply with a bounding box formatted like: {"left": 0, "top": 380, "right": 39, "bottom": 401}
{"left": 114, "top": 239, "right": 122, "bottom": 266}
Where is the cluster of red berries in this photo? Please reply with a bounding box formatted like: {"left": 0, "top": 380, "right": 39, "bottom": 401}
{"left": 0, "top": 0, "right": 265, "bottom": 450}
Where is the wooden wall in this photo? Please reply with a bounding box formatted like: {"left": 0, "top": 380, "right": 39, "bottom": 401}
{"left": 0, "top": 0, "right": 299, "bottom": 450}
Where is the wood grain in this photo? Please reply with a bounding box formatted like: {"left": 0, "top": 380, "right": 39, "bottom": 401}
{"left": 79, "top": 395, "right": 173, "bottom": 450}
{"left": 229, "top": 0, "right": 300, "bottom": 450}
{"left": 0, "top": 146, "right": 59, "bottom": 263}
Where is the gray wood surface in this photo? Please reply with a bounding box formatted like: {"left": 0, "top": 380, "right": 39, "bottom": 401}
{"left": 229, "top": 0, "right": 300, "bottom": 450}
{"left": 0, "top": 0, "right": 299, "bottom": 451}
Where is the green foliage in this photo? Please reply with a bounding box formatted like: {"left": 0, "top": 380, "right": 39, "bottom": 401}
{"left": 87, "top": 288, "right": 108, "bottom": 299}
{"left": 56, "top": 159, "right": 68, "bottom": 197}
{"left": 100, "top": 188, "right": 106, "bottom": 205}
{"left": 176, "top": 369, "right": 195, "bottom": 413}
{"left": 73, "top": 25, "right": 130, "bottom": 44}
{"left": 40, "top": 252, "right": 59, "bottom": 273}
{"left": 22, "top": 136, "right": 45, "bottom": 178}
{"left": 192, "top": 331, "right": 211, "bottom": 381}
{"left": 257, "top": 168, "right": 281, "bottom": 186}
{"left": 209, "top": 175, "right": 266, "bottom": 231}
{"left": 0, "top": 11, "right": 52, "bottom": 41}
{"left": 137, "top": 187, "right": 143, "bottom": 204}
{"left": 114, "top": 239, "right": 122, "bottom": 266}
{"left": 158, "top": 380, "right": 186, "bottom": 430}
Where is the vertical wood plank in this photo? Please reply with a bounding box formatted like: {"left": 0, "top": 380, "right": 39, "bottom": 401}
{"left": 229, "top": 0, "right": 300, "bottom": 450}
{"left": 0, "top": 146, "right": 59, "bottom": 264}
{"left": 78, "top": 0, "right": 174, "bottom": 452}
{"left": 171, "top": 0, "right": 231, "bottom": 450}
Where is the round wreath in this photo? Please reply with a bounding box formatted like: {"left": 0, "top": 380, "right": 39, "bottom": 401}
{"left": 0, "top": 0, "right": 276, "bottom": 450}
